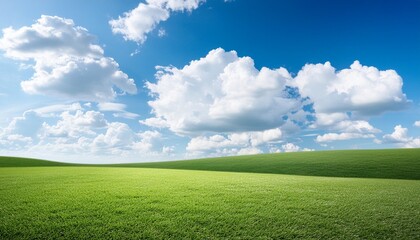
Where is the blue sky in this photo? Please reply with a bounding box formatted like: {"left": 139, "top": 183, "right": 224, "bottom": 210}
{"left": 0, "top": 0, "right": 419, "bottom": 163}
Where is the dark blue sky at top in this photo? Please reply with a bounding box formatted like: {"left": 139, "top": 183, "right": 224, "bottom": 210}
{"left": 2, "top": 0, "right": 418, "bottom": 87}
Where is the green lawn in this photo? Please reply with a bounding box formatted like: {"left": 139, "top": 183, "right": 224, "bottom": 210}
{"left": 113, "top": 148, "right": 420, "bottom": 180}
{"left": 0, "top": 149, "right": 419, "bottom": 239}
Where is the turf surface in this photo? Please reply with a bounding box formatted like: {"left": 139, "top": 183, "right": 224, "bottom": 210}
{"left": 114, "top": 148, "right": 420, "bottom": 180}
{"left": 0, "top": 149, "right": 419, "bottom": 239}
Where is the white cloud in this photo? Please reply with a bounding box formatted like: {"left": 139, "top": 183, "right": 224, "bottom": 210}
{"left": 1, "top": 111, "right": 43, "bottom": 138}
{"left": 162, "top": 145, "right": 175, "bottom": 154}
{"left": 98, "top": 102, "right": 139, "bottom": 119}
{"left": 132, "top": 130, "right": 162, "bottom": 152}
{"left": 98, "top": 102, "right": 126, "bottom": 112}
{"left": 186, "top": 128, "right": 282, "bottom": 156}
{"left": 41, "top": 110, "right": 107, "bottom": 138}
{"left": 144, "top": 48, "right": 301, "bottom": 135}
{"left": 414, "top": 121, "right": 420, "bottom": 127}
{"left": 270, "top": 143, "right": 314, "bottom": 153}
{"left": 381, "top": 125, "right": 420, "bottom": 148}
{"left": 281, "top": 143, "right": 301, "bottom": 152}
{"left": 158, "top": 28, "right": 166, "bottom": 37}
{"left": 0, "top": 106, "right": 174, "bottom": 162}
{"left": 237, "top": 147, "right": 262, "bottom": 155}
{"left": 316, "top": 132, "right": 375, "bottom": 143}
{"left": 332, "top": 120, "right": 380, "bottom": 134}
{"left": 93, "top": 122, "right": 134, "bottom": 148}
{"left": 33, "top": 103, "right": 82, "bottom": 117}
{"left": 147, "top": 0, "right": 204, "bottom": 11}
{"left": 110, "top": 3, "right": 169, "bottom": 44}
{"left": 295, "top": 61, "right": 409, "bottom": 117}
{"left": 0, "top": 15, "right": 137, "bottom": 101}
{"left": 110, "top": 0, "right": 204, "bottom": 44}
{"left": 140, "top": 117, "right": 170, "bottom": 128}
{"left": 382, "top": 125, "right": 410, "bottom": 143}
{"left": 294, "top": 61, "right": 405, "bottom": 141}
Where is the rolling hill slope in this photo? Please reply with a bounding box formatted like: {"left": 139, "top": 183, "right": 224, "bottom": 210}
{"left": 113, "top": 148, "right": 420, "bottom": 180}
{"left": 1, "top": 148, "right": 419, "bottom": 179}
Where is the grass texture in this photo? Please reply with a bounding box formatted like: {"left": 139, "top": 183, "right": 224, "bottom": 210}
{"left": 0, "top": 149, "right": 419, "bottom": 239}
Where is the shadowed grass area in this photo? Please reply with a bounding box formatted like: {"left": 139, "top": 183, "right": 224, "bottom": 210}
{"left": 1, "top": 148, "right": 419, "bottom": 180}
{"left": 111, "top": 148, "right": 420, "bottom": 180}
{"left": 1, "top": 167, "right": 419, "bottom": 239}
{"left": 0, "top": 156, "right": 75, "bottom": 168}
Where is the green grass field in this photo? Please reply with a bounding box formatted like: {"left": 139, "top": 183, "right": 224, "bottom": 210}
{"left": 1, "top": 149, "right": 419, "bottom": 239}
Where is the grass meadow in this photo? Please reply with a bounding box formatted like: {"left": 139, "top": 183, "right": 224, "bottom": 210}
{"left": 0, "top": 149, "right": 419, "bottom": 239}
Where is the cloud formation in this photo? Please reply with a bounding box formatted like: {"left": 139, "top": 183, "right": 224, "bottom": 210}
{"left": 110, "top": 0, "right": 204, "bottom": 44}
{"left": 186, "top": 128, "right": 282, "bottom": 153}
{"left": 295, "top": 61, "right": 409, "bottom": 117}
{"left": 0, "top": 106, "right": 171, "bottom": 163}
{"left": 0, "top": 15, "right": 137, "bottom": 101}
{"left": 381, "top": 125, "right": 420, "bottom": 148}
{"left": 143, "top": 48, "right": 302, "bottom": 135}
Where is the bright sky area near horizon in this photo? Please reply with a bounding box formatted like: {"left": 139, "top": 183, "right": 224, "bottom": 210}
{"left": 0, "top": 0, "right": 419, "bottom": 163}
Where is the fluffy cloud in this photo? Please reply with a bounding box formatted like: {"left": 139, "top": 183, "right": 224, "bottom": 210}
{"left": 144, "top": 49, "right": 408, "bottom": 142}
{"left": 1, "top": 111, "right": 43, "bottom": 139}
{"left": 295, "top": 61, "right": 409, "bottom": 117}
{"left": 0, "top": 15, "right": 137, "bottom": 101}
{"left": 132, "top": 130, "right": 162, "bottom": 152}
{"left": 381, "top": 125, "right": 420, "bottom": 148}
{"left": 314, "top": 120, "right": 379, "bottom": 143}
{"left": 186, "top": 128, "right": 282, "bottom": 155}
{"left": 93, "top": 122, "right": 134, "bottom": 148}
{"left": 41, "top": 110, "right": 108, "bottom": 138}
{"left": 110, "top": 0, "right": 204, "bottom": 44}
{"left": 0, "top": 106, "right": 170, "bottom": 162}
{"left": 0, "top": 111, "right": 42, "bottom": 150}
{"left": 294, "top": 61, "right": 406, "bottom": 143}
{"left": 143, "top": 48, "right": 302, "bottom": 135}
{"left": 414, "top": 121, "right": 420, "bottom": 127}
{"left": 281, "top": 143, "right": 300, "bottom": 152}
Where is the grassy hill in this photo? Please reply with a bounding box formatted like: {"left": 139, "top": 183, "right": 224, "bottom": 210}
{"left": 3, "top": 148, "right": 418, "bottom": 180}
{"left": 0, "top": 156, "right": 75, "bottom": 168}
{"left": 0, "top": 149, "right": 419, "bottom": 239}
{"left": 114, "top": 148, "right": 420, "bottom": 180}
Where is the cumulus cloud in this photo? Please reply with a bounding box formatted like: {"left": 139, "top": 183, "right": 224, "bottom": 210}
{"left": 281, "top": 143, "right": 300, "bottom": 152}
{"left": 0, "top": 111, "right": 42, "bottom": 149}
{"left": 41, "top": 110, "right": 108, "bottom": 138}
{"left": 143, "top": 48, "right": 302, "bottom": 135}
{"left": 186, "top": 128, "right": 282, "bottom": 156}
{"left": 295, "top": 61, "right": 409, "bottom": 117}
{"left": 414, "top": 121, "right": 420, "bottom": 127}
{"left": 380, "top": 125, "right": 420, "bottom": 148}
{"left": 294, "top": 61, "right": 407, "bottom": 143}
{"left": 269, "top": 143, "right": 313, "bottom": 153}
{"left": 0, "top": 106, "right": 170, "bottom": 162}
{"left": 93, "top": 122, "right": 134, "bottom": 148}
{"left": 1, "top": 111, "right": 44, "bottom": 139}
{"left": 110, "top": 0, "right": 204, "bottom": 44}
{"left": 0, "top": 15, "right": 137, "bottom": 101}
{"left": 314, "top": 119, "right": 380, "bottom": 143}
{"left": 132, "top": 130, "right": 162, "bottom": 152}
